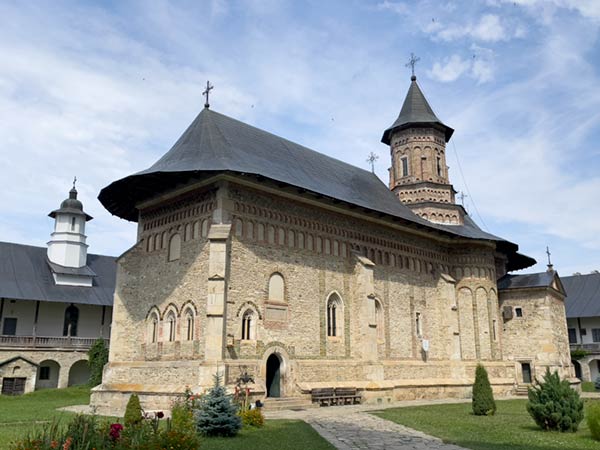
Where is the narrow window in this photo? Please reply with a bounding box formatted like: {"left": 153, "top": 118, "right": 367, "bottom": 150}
{"left": 151, "top": 317, "right": 158, "bottom": 343}
{"left": 327, "top": 302, "right": 337, "bottom": 337}
{"left": 70, "top": 217, "right": 76, "bottom": 231}
{"left": 401, "top": 157, "right": 409, "bottom": 177}
{"left": 416, "top": 312, "right": 422, "bottom": 337}
{"left": 2, "top": 318, "right": 17, "bottom": 336}
{"left": 436, "top": 156, "right": 442, "bottom": 176}
{"left": 242, "top": 311, "right": 253, "bottom": 340}
{"left": 492, "top": 319, "right": 497, "bottom": 341}
{"left": 169, "top": 313, "right": 176, "bottom": 341}
{"left": 515, "top": 307, "right": 523, "bottom": 318}
{"left": 63, "top": 305, "right": 79, "bottom": 337}
{"left": 375, "top": 300, "right": 384, "bottom": 341}
{"left": 185, "top": 311, "right": 194, "bottom": 341}
{"left": 592, "top": 328, "right": 600, "bottom": 343}
{"left": 568, "top": 328, "right": 577, "bottom": 344}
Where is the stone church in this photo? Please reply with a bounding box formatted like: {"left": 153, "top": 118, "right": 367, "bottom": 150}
{"left": 91, "top": 75, "right": 574, "bottom": 412}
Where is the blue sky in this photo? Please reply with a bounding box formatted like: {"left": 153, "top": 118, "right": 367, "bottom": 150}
{"left": 1, "top": 0, "right": 599, "bottom": 275}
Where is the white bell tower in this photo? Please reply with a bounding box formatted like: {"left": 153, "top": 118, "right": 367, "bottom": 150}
{"left": 47, "top": 180, "right": 94, "bottom": 286}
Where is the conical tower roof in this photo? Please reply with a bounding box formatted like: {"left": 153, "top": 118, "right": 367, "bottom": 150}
{"left": 381, "top": 76, "right": 454, "bottom": 145}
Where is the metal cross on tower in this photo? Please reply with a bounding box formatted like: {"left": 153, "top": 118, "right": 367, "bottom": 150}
{"left": 366, "top": 152, "right": 379, "bottom": 173}
{"left": 546, "top": 246, "right": 552, "bottom": 266}
{"left": 458, "top": 191, "right": 468, "bottom": 206}
{"left": 405, "top": 53, "right": 420, "bottom": 78}
{"left": 72, "top": 176, "right": 77, "bottom": 189}
{"left": 203, "top": 81, "right": 214, "bottom": 108}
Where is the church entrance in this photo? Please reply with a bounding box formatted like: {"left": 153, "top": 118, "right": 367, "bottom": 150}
{"left": 266, "top": 354, "right": 281, "bottom": 398}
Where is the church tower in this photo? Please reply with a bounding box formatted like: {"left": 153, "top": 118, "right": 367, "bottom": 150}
{"left": 382, "top": 73, "right": 464, "bottom": 225}
{"left": 47, "top": 181, "right": 94, "bottom": 286}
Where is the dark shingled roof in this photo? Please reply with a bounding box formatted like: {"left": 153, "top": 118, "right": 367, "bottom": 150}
{"left": 498, "top": 271, "right": 558, "bottom": 290}
{"left": 98, "top": 107, "right": 534, "bottom": 271}
{"left": 381, "top": 76, "right": 454, "bottom": 144}
{"left": 562, "top": 272, "right": 600, "bottom": 318}
{"left": 0, "top": 242, "right": 116, "bottom": 306}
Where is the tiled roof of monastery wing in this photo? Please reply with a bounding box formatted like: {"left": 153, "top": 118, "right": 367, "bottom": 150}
{"left": 381, "top": 77, "right": 454, "bottom": 144}
{"left": 562, "top": 272, "right": 600, "bottom": 318}
{"left": 498, "top": 271, "right": 556, "bottom": 290}
{"left": 0, "top": 242, "right": 116, "bottom": 306}
{"left": 98, "top": 107, "right": 534, "bottom": 270}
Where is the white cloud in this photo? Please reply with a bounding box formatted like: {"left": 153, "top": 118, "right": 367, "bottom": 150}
{"left": 428, "top": 55, "right": 471, "bottom": 82}
{"left": 507, "top": 0, "right": 600, "bottom": 22}
{"left": 376, "top": 1, "right": 408, "bottom": 15}
{"left": 471, "top": 14, "right": 505, "bottom": 41}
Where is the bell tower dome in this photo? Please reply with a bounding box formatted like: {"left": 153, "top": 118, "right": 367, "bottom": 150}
{"left": 383, "top": 74, "right": 464, "bottom": 225}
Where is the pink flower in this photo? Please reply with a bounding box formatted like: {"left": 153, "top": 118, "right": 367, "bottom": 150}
{"left": 109, "top": 423, "right": 123, "bottom": 441}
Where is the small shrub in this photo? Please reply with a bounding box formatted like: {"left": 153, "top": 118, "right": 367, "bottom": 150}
{"left": 240, "top": 407, "right": 265, "bottom": 427}
{"left": 154, "top": 429, "right": 201, "bottom": 450}
{"left": 87, "top": 338, "right": 109, "bottom": 387}
{"left": 595, "top": 374, "right": 600, "bottom": 391}
{"left": 124, "top": 393, "right": 143, "bottom": 425}
{"left": 472, "top": 364, "right": 496, "bottom": 416}
{"left": 194, "top": 373, "right": 242, "bottom": 437}
{"left": 587, "top": 401, "right": 600, "bottom": 441}
{"left": 527, "top": 369, "right": 584, "bottom": 432}
{"left": 171, "top": 400, "right": 196, "bottom": 436}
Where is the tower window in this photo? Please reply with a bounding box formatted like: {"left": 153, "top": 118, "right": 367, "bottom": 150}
{"left": 63, "top": 305, "right": 79, "bottom": 337}
{"left": 515, "top": 307, "right": 523, "bottom": 317}
{"left": 71, "top": 217, "right": 76, "bottom": 231}
{"left": 401, "top": 157, "right": 409, "bottom": 177}
{"left": 436, "top": 157, "right": 442, "bottom": 176}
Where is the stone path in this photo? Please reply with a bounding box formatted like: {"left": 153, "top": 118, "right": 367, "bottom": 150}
{"left": 264, "top": 399, "right": 476, "bottom": 450}
{"left": 307, "top": 412, "right": 467, "bottom": 450}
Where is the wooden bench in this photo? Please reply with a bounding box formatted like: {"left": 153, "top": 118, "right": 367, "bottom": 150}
{"left": 334, "top": 387, "right": 361, "bottom": 405}
{"left": 311, "top": 388, "right": 335, "bottom": 406}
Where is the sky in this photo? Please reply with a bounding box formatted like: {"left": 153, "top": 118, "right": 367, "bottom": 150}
{"left": 0, "top": 0, "right": 599, "bottom": 276}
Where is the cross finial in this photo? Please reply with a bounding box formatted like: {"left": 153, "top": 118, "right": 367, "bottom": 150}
{"left": 458, "top": 191, "right": 468, "bottom": 206}
{"left": 203, "top": 80, "right": 214, "bottom": 108}
{"left": 72, "top": 176, "right": 77, "bottom": 190}
{"left": 406, "top": 52, "right": 420, "bottom": 79}
{"left": 546, "top": 246, "right": 552, "bottom": 266}
{"left": 366, "top": 152, "right": 379, "bottom": 173}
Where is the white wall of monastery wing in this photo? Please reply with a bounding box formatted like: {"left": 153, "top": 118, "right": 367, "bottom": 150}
{"left": 1, "top": 299, "right": 111, "bottom": 338}
{"left": 567, "top": 317, "right": 600, "bottom": 345}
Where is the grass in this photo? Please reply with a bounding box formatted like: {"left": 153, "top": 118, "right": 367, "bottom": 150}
{"left": 0, "top": 386, "right": 90, "bottom": 448}
{"left": 582, "top": 381, "right": 597, "bottom": 392}
{"left": 199, "top": 420, "right": 334, "bottom": 450}
{"left": 0, "top": 387, "right": 333, "bottom": 450}
{"left": 374, "top": 398, "right": 600, "bottom": 450}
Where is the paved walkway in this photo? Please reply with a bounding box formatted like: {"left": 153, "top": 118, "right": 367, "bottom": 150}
{"left": 264, "top": 399, "right": 475, "bottom": 450}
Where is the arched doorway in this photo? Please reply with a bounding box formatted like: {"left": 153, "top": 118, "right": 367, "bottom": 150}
{"left": 36, "top": 360, "right": 60, "bottom": 390}
{"left": 68, "top": 360, "right": 90, "bottom": 386}
{"left": 266, "top": 354, "right": 281, "bottom": 398}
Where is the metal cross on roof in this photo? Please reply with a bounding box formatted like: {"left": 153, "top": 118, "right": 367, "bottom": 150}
{"left": 72, "top": 176, "right": 77, "bottom": 189}
{"left": 366, "top": 152, "right": 379, "bottom": 173}
{"left": 546, "top": 246, "right": 552, "bottom": 266}
{"left": 203, "top": 81, "right": 214, "bottom": 108}
{"left": 405, "top": 53, "right": 420, "bottom": 78}
{"left": 458, "top": 191, "right": 468, "bottom": 206}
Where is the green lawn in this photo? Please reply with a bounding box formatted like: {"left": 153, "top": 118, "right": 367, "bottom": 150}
{"left": 582, "top": 381, "right": 597, "bottom": 392}
{"left": 0, "top": 386, "right": 91, "bottom": 448}
{"left": 374, "top": 399, "right": 600, "bottom": 450}
{"left": 0, "top": 387, "right": 332, "bottom": 450}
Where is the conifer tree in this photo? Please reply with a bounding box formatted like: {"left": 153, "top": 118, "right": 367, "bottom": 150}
{"left": 472, "top": 364, "right": 496, "bottom": 416}
{"left": 124, "top": 393, "right": 143, "bottom": 425}
{"left": 527, "top": 369, "right": 583, "bottom": 432}
{"left": 194, "top": 373, "right": 242, "bottom": 437}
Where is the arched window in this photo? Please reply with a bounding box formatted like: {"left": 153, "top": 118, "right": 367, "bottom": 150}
{"left": 193, "top": 221, "right": 200, "bottom": 239}
{"left": 184, "top": 223, "right": 191, "bottom": 241}
{"left": 201, "top": 219, "right": 209, "bottom": 237}
{"left": 268, "top": 273, "right": 285, "bottom": 302}
{"left": 166, "top": 311, "right": 176, "bottom": 342}
{"left": 183, "top": 309, "right": 194, "bottom": 341}
{"left": 326, "top": 293, "right": 343, "bottom": 337}
{"left": 241, "top": 310, "right": 255, "bottom": 340}
{"left": 375, "top": 300, "right": 384, "bottom": 341}
{"left": 148, "top": 311, "right": 159, "bottom": 343}
{"left": 298, "top": 232, "right": 305, "bottom": 249}
{"left": 287, "top": 230, "right": 295, "bottom": 247}
{"left": 63, "top": 304, "right": 79, "bottom": 337}
{"left": 168, "top": 233, "right": 181, "bottom": 261}
{"left": 267, "top": 226, "right": 275, "bottom": 244}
